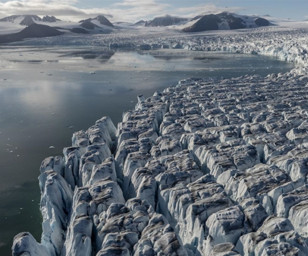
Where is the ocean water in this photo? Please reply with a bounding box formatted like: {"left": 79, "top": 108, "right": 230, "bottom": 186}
{"left": 0, "top": 47, "right": 293, "bottom": 255}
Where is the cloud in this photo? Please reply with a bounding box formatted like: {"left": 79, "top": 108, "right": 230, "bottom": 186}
{"left": 115, "top": 0, "right": 162, "bottom": 8}
{"left": 110, "top": 0, "right": 170, "bottom": 21}
{"left": 174, "top": 3, "right": 244, "bottom": 18}
{"left": 0, "top": 0, "right": 171, "bottom": 22}
{"left": 0, "top": 1, "right": 88, "bottom": 20}
{"left": 0, "top": 0, "right": 243, "bottom": 22}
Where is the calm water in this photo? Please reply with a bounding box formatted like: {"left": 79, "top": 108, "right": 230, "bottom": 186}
{"left": 0, "top": 47, "right": 292, "bottom": 255}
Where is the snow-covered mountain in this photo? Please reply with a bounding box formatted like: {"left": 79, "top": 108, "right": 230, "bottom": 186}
{"left": 144, "top": 15, "right": 189, "bottom": 27}
{"left": 183, "top": 12, "right": 270, "bottom": 32}
{"left": 0, "top": 15, "right": 61, "bottom": 26}
{"left": 79, "top": 15, "right": 114, "bottom": 27}
{"left": 0, "top": 14, "right": 65, "bottom": 36}
{"left": 0, "top": 15, "right": 40, "bottom": 23}
{"left": 133, "top": 13, "right": 270, "bottom": 31}
{"left": 0, "top": 12, "right": 277, "bottom": 44}
{"left": 0, "top": 14, "right": 114, "bottom": 38}
{"left": 73, "top": 15, "right": 115, "bottom": 34}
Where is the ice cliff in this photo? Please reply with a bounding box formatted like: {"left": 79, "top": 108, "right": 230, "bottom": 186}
{"left": 12, "top": 27, "right": 308, "bottom": 255}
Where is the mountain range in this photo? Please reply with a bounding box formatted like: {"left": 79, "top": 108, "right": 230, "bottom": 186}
{"left": 0, "top": 12, "right": 272, "bottom": 44}
{"left": 0, "top": 15, "right": 60, "bottom": 26}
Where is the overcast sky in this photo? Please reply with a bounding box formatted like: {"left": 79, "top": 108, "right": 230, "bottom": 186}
{"left": 0, "top": 0, "right": 307, "bottom": 22}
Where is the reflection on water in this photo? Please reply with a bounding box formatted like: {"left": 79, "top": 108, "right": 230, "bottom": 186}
{"left": 0, "top": 182, "right": 42, "bottom": 252}
{"left": 0, "top": 47, "right": 292, "bottom": 255}
{"left": 60, "top": 50, "right": 115, "bottom": 62}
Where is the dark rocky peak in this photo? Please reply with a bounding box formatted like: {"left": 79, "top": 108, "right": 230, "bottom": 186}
{"left": 42, "top": 15, "right": 60, "bottom": 23}
{"left": 255, "top": 17, "right": 270, "bottom": 26}
{"left": 95, "top": 15, "right": 113, "bottom": 27}
{"left": 217, "top": 12, "right": 246, "bottom": 29}
{"left": 183, "top": 14, "right": 221, "bottom": 32}
{"left": 80, "top": 20, "right": 99, "bottom": 30}
{"left": 18, "top": 23, "right": 63, "bottom": 37}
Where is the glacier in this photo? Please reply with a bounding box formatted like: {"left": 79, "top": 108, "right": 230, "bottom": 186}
{"left": 12, "top": 24, "right": 308, "bottom": 255}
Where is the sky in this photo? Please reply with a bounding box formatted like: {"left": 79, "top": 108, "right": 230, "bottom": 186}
{"left": 0, "top": 0, "right": 307, "bottom": 22}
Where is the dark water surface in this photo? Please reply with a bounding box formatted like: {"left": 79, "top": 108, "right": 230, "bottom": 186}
{"left": 0, "top": 47, "right": 292, "bottom": 255}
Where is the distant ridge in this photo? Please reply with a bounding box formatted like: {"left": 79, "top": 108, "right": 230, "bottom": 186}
{"left": 0, "top": 12, "right": 272, "bottom": 40}
{"left": 183, "top": 12, "right": 271, "bottom": 32}
{"left": 0, "top": 15, "right": 41, "bottom": 26}
{"left": 0, "top": 23, "right": 63, "bottom": 44}
{"left": 0, "top": 15, "right": 61, "bottom": 26}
